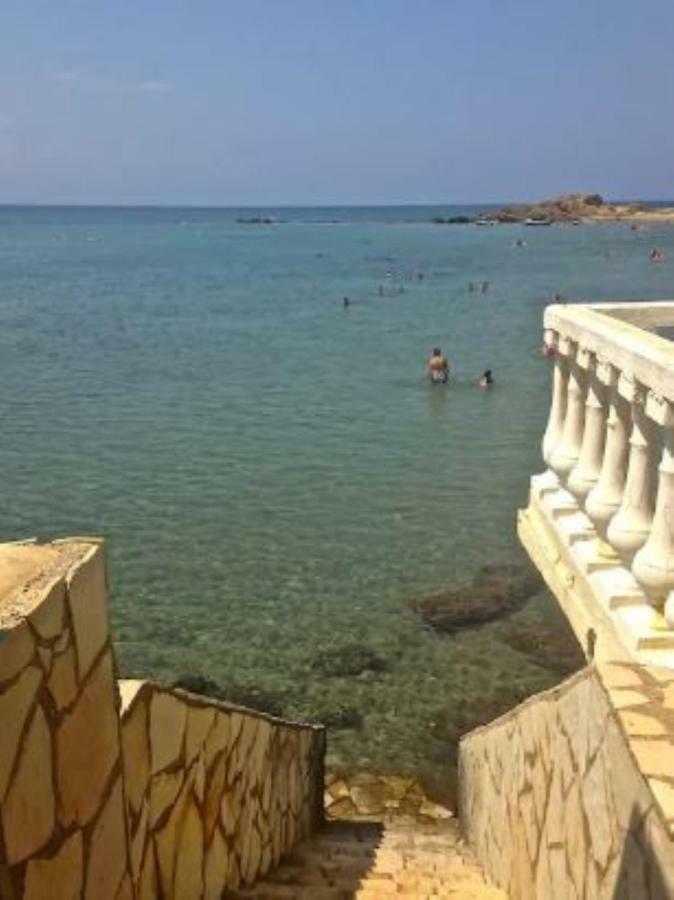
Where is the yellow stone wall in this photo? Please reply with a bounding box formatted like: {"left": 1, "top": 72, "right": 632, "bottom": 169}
{"left": 459, "top": 666, "right": 674, "bottom": 899}
{"left": 0, "top": 540, "right": 325, "bottom": 900}
{"left": 119, "top": 681, "right": 324, "bottom": 899}
{"left": 0, "top": 540, "right": 132, "bottom": 900}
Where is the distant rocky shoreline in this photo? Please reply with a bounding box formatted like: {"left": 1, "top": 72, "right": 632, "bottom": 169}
{"left": 431, "top": 192, "right": 674, "bottom": 225}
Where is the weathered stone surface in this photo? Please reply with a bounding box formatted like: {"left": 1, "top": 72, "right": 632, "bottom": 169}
{"left": 36, "top": 646, "right": 52, "bottom": 676}
{"left": 0, "top": 664, "right": 42, "bottom": 800}
{"left": 203, "top": 712, "right": 231, "bottom": 768}
{"left": 29, "top": 578, "right": 66, "bottom": 640}
{"left": 150, "top": 770, "right": 184, "bottom": 828}
{"left": 121, "top": 697, "right": 150, "bottom": 815}
{"left": 583, "top": 754, "right": 613, "bottom": 869}
{"left": 619, "top": 707, "right": 668, "bottom": 736}
{"left": 150, "top": 691, "right": 187, "bottom": 774}
{"left": 0, "top": 621, "right": 34, "bottom": 683}
{"left": 23, "top": 831, "right": 83, "bottom": 900}
{"left": 460, "top": 667, "right": 674, "bottom": 900}
{"left": 173, "top": 802, "right": 204, "bottom": 900}
{"left": 137, "top": 841, "right": 158, "bottom": 900}
{"left": 663, "top": 681, "right": 674, "bottom": 709}
{"left": 66, "top": 545, "right": 109, "bottom": 680}
{"left": 204, "top": 826, "right": 229, "bottom": 900}
{"left": 650, "top": 778, "right": 674, "bottom": 816}
{"left": 204, "top": 756, "right": 227, "bottom": 842}
{"left": 114, "top": 873, "right": 133, "bottom": 900}
{"left": 630, "top": 738, "right": 674, "bottom": 776}
{"left": 194, "top": 752, "right": 206, "bottom": 804}
{"left": 155, "top": 777, "right": 190, "bottom": 897}
{"left": 47, "top": 644, "right": 78, "bottom": 711}
{"left": 84, "top": 777, "right": 128, "bottom": 900}
{"left": 130, "top": 798, "right": 149, "bottom": 882}
{"left": 185, "top": 705, "right": 215, "bottom": 764}
{"left": 2, "top": 705, "right": 54, "bottom": 863}
{"left": 221, "top": 789, "right": 241, "bottom": 836}
{"left": 57, "top": 650, "right": 120, "bottom": 827}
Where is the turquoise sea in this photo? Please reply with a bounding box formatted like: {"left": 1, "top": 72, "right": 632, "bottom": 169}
{"left": 2, "top": 205, "right": 674, "bottom": 797}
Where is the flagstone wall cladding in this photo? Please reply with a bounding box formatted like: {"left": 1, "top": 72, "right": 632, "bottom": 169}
{"left": 0, "top": 540, "right": 325, "bottom": 899}
{"left": 0, "top": 540, "right": 133, "bottom": 900}
{"left": 459, "top": 666, "right": 674, "bottom": 900}
{"left": 119, "top": 680, "right": 325, "bottom": 899}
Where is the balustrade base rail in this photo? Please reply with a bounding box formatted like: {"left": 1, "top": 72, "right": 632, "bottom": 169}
{"left": 520, "top": 472, "right": 674, "bottom": 669}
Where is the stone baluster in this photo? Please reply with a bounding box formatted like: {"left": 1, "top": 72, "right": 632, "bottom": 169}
{"left": 567, "top": 351, "right": 607, "bottom": 500}
{"left": 606, "top": 378, "right": 657, "bottom": 558}
{"left": 585, "top": 364, "right": 630, "bottom": 534}
{"left": 550, "top": 340, "right": 587, "bottom": 480}
{"left": 632, "top": 394, "right": 674, "bottom": 612}
{"left": 541, "top": 331, "right": 569, "bottom": 465}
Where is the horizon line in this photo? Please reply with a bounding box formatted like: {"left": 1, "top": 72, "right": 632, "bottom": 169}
{"left": 0, "top": 196, "right": 672, "bottom": 211}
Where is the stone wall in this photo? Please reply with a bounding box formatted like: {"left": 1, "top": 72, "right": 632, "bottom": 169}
{"left": 0, "top": 539, "right": 132, "bottom": 900}
{"left": 119, "top": 680, "right": 324, "bottom": 899}
{"left": 459, "top": 666, "right": 674, "bottom": 899}
{"left": 0, "top": 539, "right": 325, "bottom": 900}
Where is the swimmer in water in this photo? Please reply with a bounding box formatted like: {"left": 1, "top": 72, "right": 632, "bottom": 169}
{"left": 342, "top": 296, "right": 350, "bottom": 308}
{"left": 427, "top": 347, "right": 449, "bottom": 384}
{"left": 479, "top": 369, "right": 494, "bottom": 388}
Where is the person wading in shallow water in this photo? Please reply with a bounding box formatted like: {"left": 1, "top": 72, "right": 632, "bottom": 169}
{"left": 479, "top": 369, "right": 494, "bottom": 388}
{"left": 427, "top": 347, "right": 449, "bottom": 384}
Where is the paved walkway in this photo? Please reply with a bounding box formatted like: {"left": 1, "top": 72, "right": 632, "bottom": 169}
{"left": 227, "top": 818, "right": 506, "bottom": 899}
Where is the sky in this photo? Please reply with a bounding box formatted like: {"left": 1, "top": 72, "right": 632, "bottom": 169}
{"left": 1, "top": 0, "right": 673, "bottom": 206}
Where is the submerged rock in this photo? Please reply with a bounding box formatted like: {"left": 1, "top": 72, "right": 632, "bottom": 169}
{"left": 410, "top": 562, "right": 542, "bottom": 633}
{"left": 499, "top": 613, "right": 585, "bottom": 676}
{"left": 311, "top": 643, "right": 391, "bottom": 678}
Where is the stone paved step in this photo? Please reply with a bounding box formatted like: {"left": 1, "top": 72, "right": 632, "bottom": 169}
{"left": 226, "top": 819, "right": 505, "bottom": 899}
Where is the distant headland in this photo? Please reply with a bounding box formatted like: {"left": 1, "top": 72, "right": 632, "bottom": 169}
{"left": 432, "top": 193, "right": 674, "bottom": 225}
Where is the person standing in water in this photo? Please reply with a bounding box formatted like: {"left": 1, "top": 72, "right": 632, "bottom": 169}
{"left": 427, "top": 347, "right": 450, "bottom": 384}
{"left": 479, "top": 369, "right": 494, "bottom": 388}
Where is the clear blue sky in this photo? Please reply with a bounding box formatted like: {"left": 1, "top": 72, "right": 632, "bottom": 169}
{"left": 1, "top": 0, "right": 673, "bottom": 205}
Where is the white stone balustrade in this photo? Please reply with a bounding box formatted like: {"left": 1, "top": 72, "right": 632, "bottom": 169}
{"left": 584, "top": 364, "right": 629, "bottom": 534}
{"left": 567, "top": 350, "right": 606, "bottom": 499}
{"left": 550, "top": 339, "right": 586, "bottom": 478}
{"left": 606, "top": 377, "right": 656, "bottom": 557}
{"left": 520, "top": 301, "right": 674, "bottom": 668}
{"left": 633, "top": 394, "right": 674, "bottom": 626}
{"left": 541, "top": 331, "right": 568, "bottom": 464}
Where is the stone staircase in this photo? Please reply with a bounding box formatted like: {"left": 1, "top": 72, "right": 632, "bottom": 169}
{"left": 227, "top": 818, "right": 505, "bottom": 899}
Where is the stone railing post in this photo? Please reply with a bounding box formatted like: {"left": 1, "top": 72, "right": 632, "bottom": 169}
{"left": 568, "top": 350, "right": 607, "bottom": 500}
{"left": 606, "top": 378, "right": 657, "bottom": 558}
{"left": 632, "top": 395, "right": 674, "bottom": 617}
{"left": 585, "top": 363, "right": 630, "bottom": 535}
{"left": 550, "top": 340, "right": 587, "bottom": 480}
{"left": 542, "top": 331, "right": 568, "bottom": 466}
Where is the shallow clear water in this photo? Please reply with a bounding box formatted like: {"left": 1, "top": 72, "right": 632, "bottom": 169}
{"left": 2, "top": 206, "right": 674, "bottom": 792}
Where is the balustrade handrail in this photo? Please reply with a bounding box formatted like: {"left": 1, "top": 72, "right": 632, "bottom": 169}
{"left": 545, "top": 302, "right": 674, "bottom": 407}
